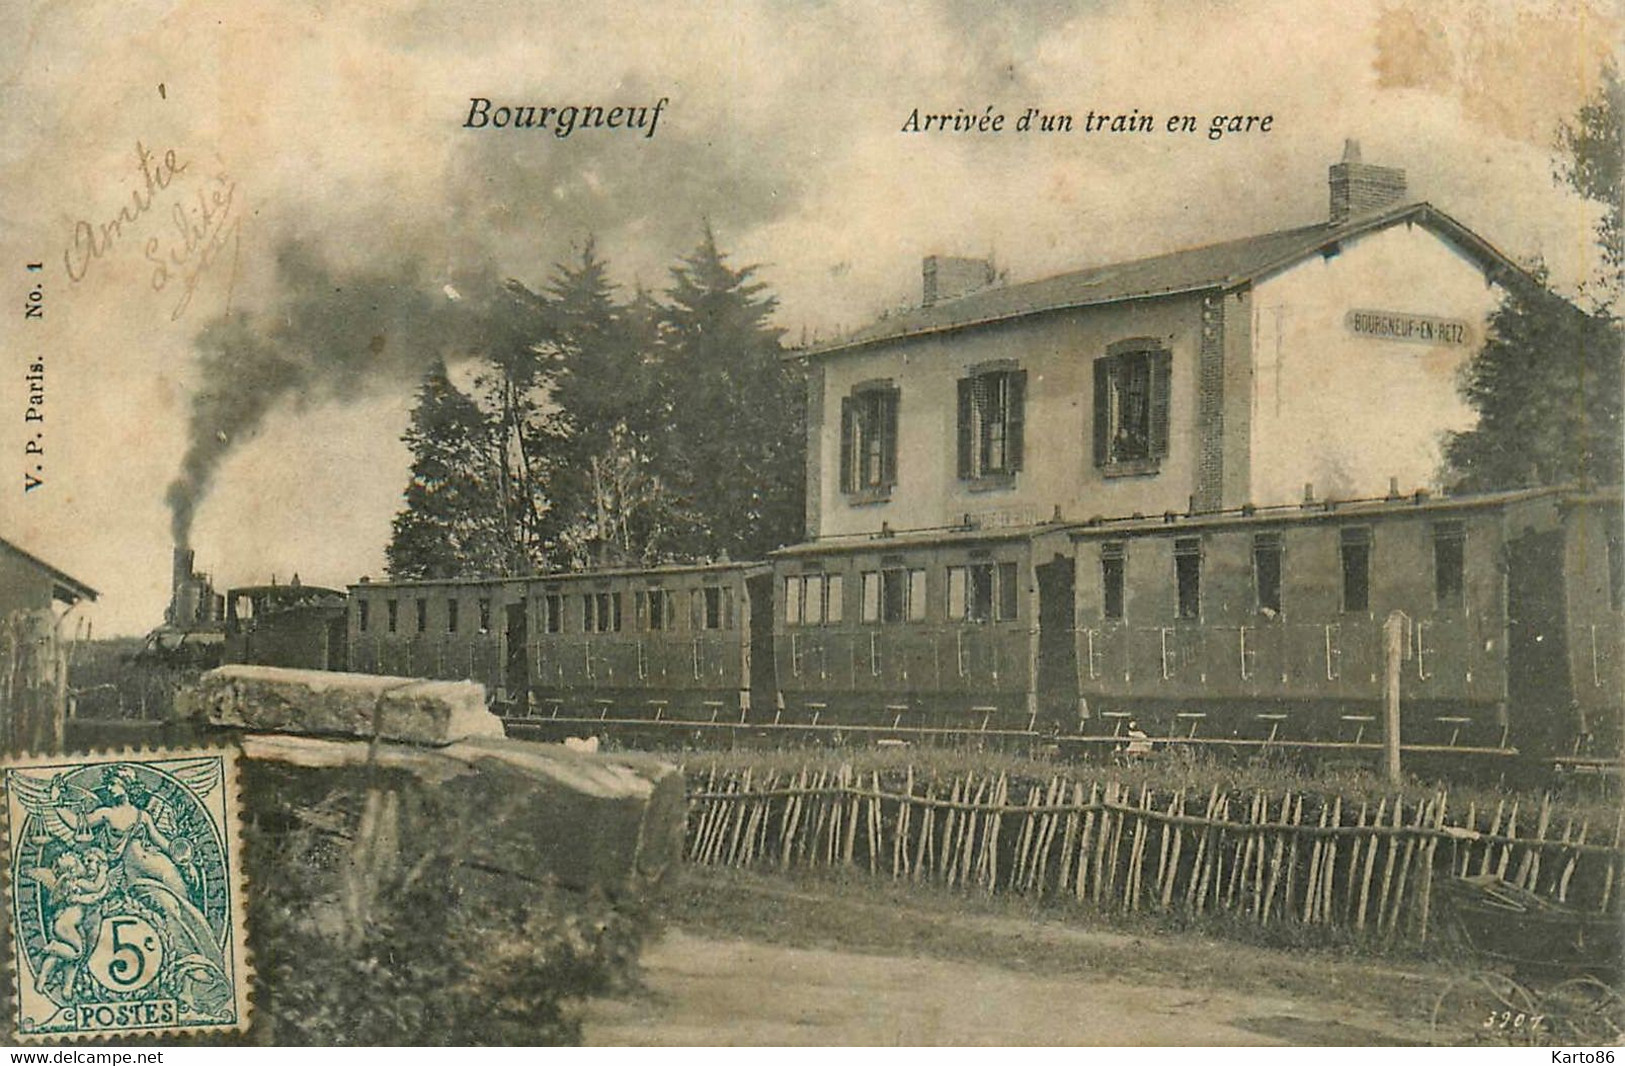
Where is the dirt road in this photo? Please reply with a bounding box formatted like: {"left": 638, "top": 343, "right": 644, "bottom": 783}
{"left": 585, "top": 928, "right": 1423, "bottom": 1045}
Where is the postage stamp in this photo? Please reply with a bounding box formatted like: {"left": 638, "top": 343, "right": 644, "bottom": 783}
{"left": 3, "top": 748, "right": 251, "bottom": 1039}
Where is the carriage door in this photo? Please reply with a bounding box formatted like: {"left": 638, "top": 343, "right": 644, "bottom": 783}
{"left": 325, "top": 615, "right": 348, "bottom": 672}
{"left": 1035, "top": 553, "right": 1079, "bottom": 730}
{"left": 504, "top": 601, "right": 529, "bottom": 706}
{"left": 1506, "top": 529, "right": 1571, "bottom": 756}
{"left": 746, "top": 572, "right": 777, "bottom": 714}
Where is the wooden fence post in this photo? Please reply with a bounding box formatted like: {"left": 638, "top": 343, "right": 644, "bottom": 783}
{"left": 1383, "top": 610, "right": 1406, "bottom": 784}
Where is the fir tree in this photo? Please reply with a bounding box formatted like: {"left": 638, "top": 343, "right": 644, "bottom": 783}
{"left": 657, "top": 225, "right": 805, "bottom": 560}
{"left": 387, "top": 361, "right": 525, "bottom": 579}
{"left": 509, "top": 240, "right": 676, "bottom": 567}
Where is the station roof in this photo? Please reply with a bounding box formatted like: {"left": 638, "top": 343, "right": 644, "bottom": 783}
{"left": 798, "top": 202, "right": 1532, "bottom": 360}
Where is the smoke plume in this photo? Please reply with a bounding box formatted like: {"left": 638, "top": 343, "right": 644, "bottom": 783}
{"left": 165, "top": 242, "right": 506, "bottom": 548}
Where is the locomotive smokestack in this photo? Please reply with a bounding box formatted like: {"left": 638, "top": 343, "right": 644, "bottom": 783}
{"left": 168, "top": 547, "right": 195, "bottom": 626}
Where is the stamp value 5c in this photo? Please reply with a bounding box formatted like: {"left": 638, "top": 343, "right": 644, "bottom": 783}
{"left": 4, "top": 748, "right": 251, "bottom": 1039}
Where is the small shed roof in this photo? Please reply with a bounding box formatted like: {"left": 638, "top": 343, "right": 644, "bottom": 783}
{"left": 0, "top": 537, "right": 98, "bottom": 604}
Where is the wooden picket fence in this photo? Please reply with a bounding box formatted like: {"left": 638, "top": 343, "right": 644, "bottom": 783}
{"left": 685, "top": 766, "right": 1625, "bottom": 945}
{"left": 1, "top": 609, "right": 70, "bottom": 754}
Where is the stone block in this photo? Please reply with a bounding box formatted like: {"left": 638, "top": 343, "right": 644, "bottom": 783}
{"left": 180, "top": 665, "right": 504, "bottom": 746}
{"left": 238, "top": 732, "right": 686, "bottom": 894}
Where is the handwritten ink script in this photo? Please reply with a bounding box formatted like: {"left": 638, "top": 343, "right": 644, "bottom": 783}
{"left": 62, "top": 142, "right": 242, "bottom": 320}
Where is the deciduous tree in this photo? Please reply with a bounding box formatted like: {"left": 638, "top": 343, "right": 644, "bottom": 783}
{"left": 1444, "top": 68, "right": 1623, "bottom": 492}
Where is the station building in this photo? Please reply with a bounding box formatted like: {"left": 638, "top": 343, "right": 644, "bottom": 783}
{"left": 798, "top": 142, "right": 1529, "bottom": 541}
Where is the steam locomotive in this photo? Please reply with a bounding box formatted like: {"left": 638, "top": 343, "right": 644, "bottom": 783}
{"left": 288, "top": 483, "right": 1618, "bottom": 770}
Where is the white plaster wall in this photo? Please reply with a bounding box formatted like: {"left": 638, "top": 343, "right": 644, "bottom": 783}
{"left": 813, "top": 294, "right": 1205, "bottom": 538}
{"left": 1248, "top": 223, "right": 1502, "bottom": 506}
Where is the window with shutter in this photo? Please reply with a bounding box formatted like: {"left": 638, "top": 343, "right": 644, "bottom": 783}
{"left": 839, "top": 396, "right": 854, "bottom": 492}
{"left": 956, "top": 366, "right": 1025, "bottom": 482}
{"left": 842, "top": 384, "right": 899, "bottom": 497}
{"left": 1094, "top": 346, "right": 1171, "bottom": 473}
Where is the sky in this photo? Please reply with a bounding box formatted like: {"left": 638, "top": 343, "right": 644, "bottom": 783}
{"left": 0, "top": 0, "right": 1618, "bottom": 635}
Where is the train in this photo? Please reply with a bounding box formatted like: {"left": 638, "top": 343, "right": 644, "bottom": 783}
{"left": 205, "top": 483, "right": 1622, "bottom": 772}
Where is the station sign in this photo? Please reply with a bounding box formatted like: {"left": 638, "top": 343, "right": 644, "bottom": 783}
{"left": 1345, "top": 309, "right": 1473, "bottom": 346}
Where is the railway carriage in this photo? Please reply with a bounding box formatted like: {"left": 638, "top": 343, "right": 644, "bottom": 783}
{"left": 1063, "top": 487, "right": 1622, "bottom": 763}
{"left": 237, "top": 485, "right": 1619, "bottom": 771}
{"left": 521, "top": 562, "right": 768, "bottom": 723}
{"left": 343, "top": 561, "right": 768, "bottom": 723}
{"left": 347, "top": 576, "right": 515, "bottom": 692}
{"left": 771, "top": 528, "right": 1038, "bottom": 733}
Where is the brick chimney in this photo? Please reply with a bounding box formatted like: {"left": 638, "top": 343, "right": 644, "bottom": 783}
{"left": 1328, "top": 140, "right": 1407, "bottom": 224}
{"left": 922, "top": 255, "right": 995, "bottom": 308}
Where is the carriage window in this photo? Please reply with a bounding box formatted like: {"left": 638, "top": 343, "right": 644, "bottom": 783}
{"left": 1433, "top": 522, "right": 1465, "bottom": 608}
{"left": 358, "top": 599, "right": 370, "bottom": 632}
{"left": 543, "top": 593, "right": 563, "bottom": 633}
{"left": 867, "top": 568, "right": 923, "bottom": 623}
{"left": 882, "top": 570, "right": 907, "bottom": 623}
{"left": 583, "top": 592, "right": 621, "bottom": 633}
{"left": 1174, "top": 538, "right": 1201, "bottom": 620}
{"left": 386, "top": 599, "right": 398, "bottom": 633}
{"left": 1253, "top": 532, "right": 1283, "bottom": 614}
{"left": 826, "top": 574, "right": 844, "bottom": 623}
{"left": 692, "top": 586, "right": 727, "bottom": 630}
{"left": 803, "top": 575, "right": 824, "bottom": 624}
{"left": 948, "top": 563, "right": 1017, "bottom": 622}
{"left": 786, "top": 574, "right": 827, "bottom": 626}
{"left": 1102, "top": 543, "right": 1126, "bottom": 621}
{"left": 636, "top": 589, "right": 673, "bottom": 631}
{"left": 649, "top": 588, "right": 673, "bottom": 630}
{"left": 969, "top": 565, "right": 993, "bottom": 621}
{"left": 415, "top": 598, "right": 428, "bottom": 633}
{"left": 478, "top": 598, "right": 492, "bottom": 632}
{"left": 1341, "top": 527, "right": 1371, "bottom": 613}
{"left": 447, "top": 598, "right": 459, "bottom": 633}
{"left": 998, "top": 562, "right": 1018, "bottom": 621}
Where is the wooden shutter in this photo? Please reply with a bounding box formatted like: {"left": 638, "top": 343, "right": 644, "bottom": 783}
{"left": 1092, "top": 358, "right": 1111, "bottom": 467}
{"left": 839, "top": 396, "right": 854, "bottom": 492}
{"left": 881, "top": 388, "right": 900, "bottom": 488}
{"left": 1006, "top": 370, "right": 1026, "bottom": 472}
{"left": 957, "top": 377, "right": 974, "bottom": 479}
{"left": 1149, "top": 350, "right": 1172, "bottom": 458}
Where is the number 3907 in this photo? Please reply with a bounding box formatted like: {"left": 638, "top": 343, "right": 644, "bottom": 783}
{"left": 1484, "top": 1010, "right": 1545, "bottom": 1032}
